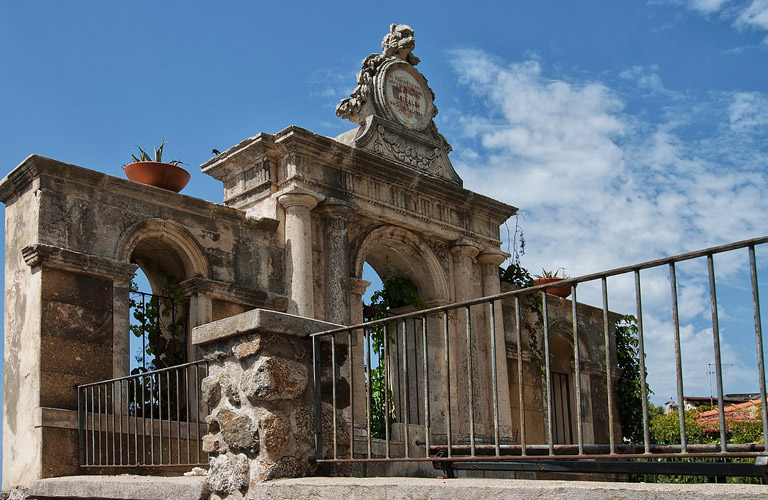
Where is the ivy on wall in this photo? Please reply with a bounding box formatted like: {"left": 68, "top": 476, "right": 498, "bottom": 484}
{"left": 363, "top": 276, "right": 425, "bottom": 439}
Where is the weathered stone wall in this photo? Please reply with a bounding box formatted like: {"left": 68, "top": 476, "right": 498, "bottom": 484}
{"left": 0, "top": 156, "right": 287, "bottom": 489}
{"left": 2, "top": 172, "right": 43, "bottom": 488}
{"left": 501, "top": 282, "right": 623, "bottom": 445}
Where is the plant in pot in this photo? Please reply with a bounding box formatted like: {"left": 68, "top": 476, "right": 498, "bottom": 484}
{"left": 533, "top": 267, "right": 571, "bottom": 298}
{"left": 123, "top": 141, "right": 190, "bottom": 192}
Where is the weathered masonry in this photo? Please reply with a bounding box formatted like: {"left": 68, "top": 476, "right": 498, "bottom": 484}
{"left": 1, "top": 24, "right": 622, "bottom": 492}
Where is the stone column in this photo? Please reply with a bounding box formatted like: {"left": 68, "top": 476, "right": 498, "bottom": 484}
{"left": 279, "top": 191, "right": 321, "bottom": 318}
{"left": 349, "top": 278, "right": 371, "bottom": 439}
{"left": 449, "top": 242, "right": 479, "bottom": 437}
{"left": 317, "top": 200, "right": 355, "bottom": 326}
{"left": 478, "top": 249, "right": 515, "bottom": 438}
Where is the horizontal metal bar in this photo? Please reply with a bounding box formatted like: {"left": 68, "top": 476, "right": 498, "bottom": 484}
{"left": 446, "top": 460, "right": 768, "bottom": 477}
{"left": 311, "top": 235, "right": 768, "bottom": 338}
{"left": 425, "top": 443, "right": 766, "bottom": 456}
{"left": 80, "top": 463, "right": 209, "bottom": 469}
{"left": 318, "top": 451, "right": 768, "bottom": 464}
{"left": 78, "top": 360, "right": 208, "bottom": 387}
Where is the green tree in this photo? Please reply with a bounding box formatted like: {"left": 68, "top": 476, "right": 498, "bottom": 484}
{"left": 614, "top": 314, "right": 653, "bottom": 444}
{"left": 363, "top": 276, "right": 424, "bottom": 439}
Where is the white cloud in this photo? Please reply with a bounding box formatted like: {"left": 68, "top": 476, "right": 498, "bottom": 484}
{"left": 735, "top": 0, "right": 768, "bottom": 30}
{"left": 619, "top": 65, "right": 668, "bottom": 94}
{"left": 443, "top": 49, "right": 768, "bottom": 402}
{"left": 686, "top": 0, "right": 732, "bottom": 14}
{"left": 670, "top": 0, "right": 768, "bottom": 40}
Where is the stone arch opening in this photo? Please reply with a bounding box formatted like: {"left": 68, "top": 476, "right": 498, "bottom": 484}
{"left": 352, "top": 225, "right": 449, "bottom": 305}
{"left": 116, "top": 218, "right": 209, "bottom": 374}
{"left": 350, "top": 225, "right": 450, "bottom": 433}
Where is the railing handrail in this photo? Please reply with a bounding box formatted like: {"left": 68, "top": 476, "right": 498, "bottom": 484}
{"left": 311, "top": 234, "right": 768, "bottom": 337}
{"left": 77, "top": 359, "right": 208, "bottom": 388}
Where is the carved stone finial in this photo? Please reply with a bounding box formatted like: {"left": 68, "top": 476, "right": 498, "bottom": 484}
{"left": 381, "top": 24, "right": 420, "bottom": 66}
{"left": 335, "top": 24, "right": 462, "bottom": 186}
{"left": 336, "top": 24, "right": 431, "bottom": 127}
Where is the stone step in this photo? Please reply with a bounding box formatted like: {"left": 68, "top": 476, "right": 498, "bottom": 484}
{"left": 26, "top": 475, "right": 208, "bottom": 500}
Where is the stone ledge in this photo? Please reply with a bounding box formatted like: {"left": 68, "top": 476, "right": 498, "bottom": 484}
{"left": 22, "top": 475, "right": 768, "bottom": 500}
{"left": 246, "top": 476, "right": 768, "bottom": 500}
{"left": 28, "top": 475, "right": 208, "bottom": 500}
{"left": 191, "top": 308, "right": 340, "bottom": 346}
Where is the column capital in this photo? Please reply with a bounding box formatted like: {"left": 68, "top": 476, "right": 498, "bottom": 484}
{"left": 450, "top": 241, "right": 480, "bottom": 259}
{"left": 277, "top": 188, "right": 324, "bottom": 210}
{"left": 350, "top": 278, "right": 372, "bottom": 297}
{"left": 316, "top": 198, "right": 356, "bottom": 218}
{"left": 477, "top": 249, "right": 508, "bottom": 267}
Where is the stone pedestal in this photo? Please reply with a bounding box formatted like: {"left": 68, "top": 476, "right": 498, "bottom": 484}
{"left": 192, "top": 309, "right": 346, "bottom": 497}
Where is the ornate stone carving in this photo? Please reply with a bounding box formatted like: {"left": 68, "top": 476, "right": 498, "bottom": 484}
{"left": 374, "top": 123, "right": 437, "bottom": 170}
{"left": 336, "top": 24, "right": 462, "bottom": 185}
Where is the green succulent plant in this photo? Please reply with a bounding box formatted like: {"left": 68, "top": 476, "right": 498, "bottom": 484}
{"left": 130, "top": 141, "right": 184, "bottom": 166}
{"left": 534, "top": 267, "right": 568, "bottom": 279}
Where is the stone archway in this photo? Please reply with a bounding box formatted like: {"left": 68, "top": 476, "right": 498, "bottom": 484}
{"left": 114, "top": 218, "right": 210, "bottom": 376}
{"left": 351, "top": 224, "right": 449, "bottom": 305}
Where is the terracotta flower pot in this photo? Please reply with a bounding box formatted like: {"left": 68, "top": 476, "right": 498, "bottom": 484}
{"left": 124, "top": 161, "right": 190, "bottom": 193}
{"left": 533, "top": 277, "right": 571, "bottom": 298}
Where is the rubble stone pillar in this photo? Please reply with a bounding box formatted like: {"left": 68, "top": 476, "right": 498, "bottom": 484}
{"left": 279, "top": 192, "right": 321, "bottom": 317}
{"left": 192, "top": 309, "right": 347, "bottom": 496}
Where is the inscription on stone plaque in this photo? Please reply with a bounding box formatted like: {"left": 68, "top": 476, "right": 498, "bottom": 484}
{"left": 385, "top": 68, "right": 427, "bottom": 130}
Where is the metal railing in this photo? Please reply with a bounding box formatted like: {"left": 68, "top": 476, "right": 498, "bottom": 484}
{"left": 77, "top": 360, "right": 209, "bottom": 468}
{"left": 310, "top": 235, "right": 768, "bottom": 479}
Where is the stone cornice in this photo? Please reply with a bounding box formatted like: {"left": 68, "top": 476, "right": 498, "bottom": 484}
{"left": 179, "top": 277, "right": 288, "bottom": 312}
{"left": 192, "top": 308, "right": 340, "bottom": 346}
{"left": 201, "top": 132, "right": 279, "bottom": 182}
{"left": 0, "top": 155, "right": 40, "bottom": 203}
{"left": 0, "top": 155, "right": 276, "bottom": 232}
{"left": 21, "top": 244, "right": 137, "bottom": 280}
{"left": 211, "top": 126, "right": 517, "bottom": 224}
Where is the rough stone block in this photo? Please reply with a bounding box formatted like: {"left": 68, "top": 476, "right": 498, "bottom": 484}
{"left": 258, "top": 411, "right": 291, "bottom": 457}
{"left": 240, "top": 356, "right": 307, "bottom": 402}
{"left": 201, "top": 375, "right": 221, "bottom": 408}
{"left": 216, "top": 408, "right": 259, "bottom": 454}
{"left": 232, "top": 337, "right": 266, "bottom": 360}
{"left": 251, "top": 456, "right": 310, "bottom": 483}
{"left": 208, "top": 453, "right": 249, "bottom": 494}
{"left": 41, "top": 268, "right": 112, "bottom": 311}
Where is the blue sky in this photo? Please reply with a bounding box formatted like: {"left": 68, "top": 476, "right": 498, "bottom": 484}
{"left": 2, "top": 0, "right": 768, "bottom": 472}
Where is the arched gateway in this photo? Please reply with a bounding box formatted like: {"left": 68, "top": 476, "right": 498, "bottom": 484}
{"left": 0, "top": 24, "right": 522, "bottom": 488}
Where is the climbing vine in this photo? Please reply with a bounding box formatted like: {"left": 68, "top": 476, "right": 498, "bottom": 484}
{"left": 499, "top": 262, "right": 546, "bottom": 374}
{"left": 129, "top": 262, "right": 188, "bottom": 372}
{"left": 614, "top": 314, "right": 653, "bottom": 443}
{"left": 363, "top": 276, "right": 425, "bottom": 439}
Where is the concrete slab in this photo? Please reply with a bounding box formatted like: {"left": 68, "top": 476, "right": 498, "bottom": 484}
{"left": 192, "top": 308, "right": 340, "bottom": 346}
{"left": 247, "top": 476, "right": 768, "bottom": 500}
{"left": 24, "top": 475, "right": 768, "bottom": 500}
{"left": 27, "top": 475, "right": 208, "bottom": 500}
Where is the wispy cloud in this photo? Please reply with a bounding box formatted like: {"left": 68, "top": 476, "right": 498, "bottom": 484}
{"left": 735, "top": 0, "right": 768, "bottom": 31}
{"left": 443, "top": 49, "right": 768, "bottom": 401}
{"left": 308, "top": 67, "right": 356, "bottom": 107}
{"left": 685, "top": 0, "right": 732, "bottom": 15}
{"left": 671, "top": 0, "right": 768, "bottom": 42}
